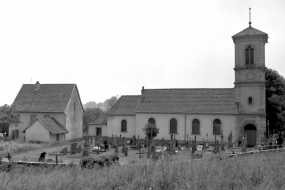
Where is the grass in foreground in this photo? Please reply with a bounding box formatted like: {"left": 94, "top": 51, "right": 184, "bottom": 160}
{"left": 0, "top": 151, "right": 285, "bottom": 190}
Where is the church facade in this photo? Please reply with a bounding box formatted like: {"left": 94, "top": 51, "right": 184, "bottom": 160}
{"left": 89, "top": 23, "right": 268, "bottom": 147}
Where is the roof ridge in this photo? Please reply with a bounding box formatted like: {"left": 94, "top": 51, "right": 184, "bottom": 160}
{"left": 145, "top": 88, "right": 234, "bottom": 90}
{"left": 23, "top": 84, "right": 76, "bottom": 85}
{"left": 106, "top": 96, "right": 123, "bottom": 115}
{"left": 121, "top": 95, "right": 141, "bottom": 97}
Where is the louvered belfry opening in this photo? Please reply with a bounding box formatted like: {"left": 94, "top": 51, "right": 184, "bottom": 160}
{"left": 245, "top": 46, "right": 254, "bottom": 65}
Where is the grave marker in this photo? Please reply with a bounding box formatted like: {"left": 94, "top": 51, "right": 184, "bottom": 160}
{"left": 70, "top": 143, "right": 77, "bottom": 154}
{"left": 78, "top": 145, "right": 82, "bottom": 153}
{"left": 228, "top": 131, "right": 233, "bottom": 147}
{"left": 62, "top": 147, "right": 68, "bottom": 155}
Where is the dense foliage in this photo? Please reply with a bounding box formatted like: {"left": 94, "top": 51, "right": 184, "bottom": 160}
{"left": 0, "top": 104, "right": 20, "bottom": 134}
{"left": 266, "top": 68, "right": 285, "bottom": 134}
{"left": 143, "top": 123, "right": 160, "bottom": 140}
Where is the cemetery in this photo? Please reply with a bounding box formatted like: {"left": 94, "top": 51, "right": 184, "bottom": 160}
{"left": 1, "top": 130, "right": 284, "bottom": 168}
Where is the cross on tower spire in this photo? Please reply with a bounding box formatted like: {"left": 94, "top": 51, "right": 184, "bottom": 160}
{"left": 249, "top": 8, "right": 252, "bottom": 27}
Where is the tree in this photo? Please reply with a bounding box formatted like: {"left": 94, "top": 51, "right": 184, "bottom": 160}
{"left": 0, "top": 104, "right": 20, "bottom": 134}
{"left": 103, "top": 96, "right": 119, "bottom": 111}
{"left": 83, "top": 108, "right": 103, "bottom": 132}
{"left": 143, "top": 123, "right": 160, "bottom": 140}
{"left": 266, "top": 68, "right": 285, "bottom": 134}
{"left": 84, "top": 101, "right": 97, "bottom": 109}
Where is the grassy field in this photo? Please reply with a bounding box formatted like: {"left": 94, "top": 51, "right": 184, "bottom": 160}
{"left": 0, "top": 151, "right": 285, "bottom": 190}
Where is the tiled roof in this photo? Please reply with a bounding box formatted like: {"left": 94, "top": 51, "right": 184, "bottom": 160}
{"left": 232, "top": 26, "right": 268, "bottom": 42}
{"left": 107, "top": 96, "right": 141, "bottom": 115}
{"left": 13, "top": 83, "right": 80, "bottom": 112}
{"left": 23, "top": 118, "right": 69, "bottom": 134}
{"left": 135, "top": 88, "right": 238, "bottom": 114}
{"left": 89, "top": 114, "right": 107, "bottom": 125}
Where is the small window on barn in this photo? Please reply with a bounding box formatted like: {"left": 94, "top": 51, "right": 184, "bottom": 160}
{"left": 170, "top": 118, "right": 177, "bottom": 134}
{"left": 44, "top": 115, "right": 50, "bottom": 118}
{"left": 245, "top": 46, "right": 254, "bottom": 65}
{"left": 248, "top": 97, "right": 253, "bottom": 105}
{"left": 148, "top": 118, "right": 155, "bottom": 125}
{"left": 121, "top": 120, "right": 127, "bottom": 132}
{"left": 192, "top": 119, "right": 200, "bottom": 134}
{"left": 30, "top": 115, "right": 37, "bottom": 124}
{"left": 213, "top": 119, "right": 221, "bottom": 135}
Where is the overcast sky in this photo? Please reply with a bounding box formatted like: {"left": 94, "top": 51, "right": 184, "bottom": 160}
{"left": 1, "top": 0, "right": 285, "bottom": 106}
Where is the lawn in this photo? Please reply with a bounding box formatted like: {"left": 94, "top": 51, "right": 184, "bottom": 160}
{"left": 1, "top": 148, "right": 285, "bottom": 189}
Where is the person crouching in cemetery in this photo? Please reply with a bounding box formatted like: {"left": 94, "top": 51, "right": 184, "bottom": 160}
{"left": 38, "top": 152, "right": 47, "bottom": 162}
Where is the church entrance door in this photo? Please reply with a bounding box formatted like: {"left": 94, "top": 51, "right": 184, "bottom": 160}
{"left": 244, "top": 124, "right": 256, "bottom": 147}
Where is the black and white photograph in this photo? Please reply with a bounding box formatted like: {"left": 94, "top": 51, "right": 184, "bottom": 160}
{"left": 0, "top": 0, "right": 285, "bottom": 189}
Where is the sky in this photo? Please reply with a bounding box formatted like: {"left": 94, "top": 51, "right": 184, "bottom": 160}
{"left": 1, "top": 0, "right": 285, "bottom": 106}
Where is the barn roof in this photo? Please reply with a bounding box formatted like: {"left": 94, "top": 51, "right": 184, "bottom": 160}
{"left": 12, "top": 83, "right": 83, "bottom": 112}
{"left": 23, "top": 118, "right": 69, "bottom": 134}
{"left": 107, "top": 96, "right": 141, "bottom": 116}
{"left": 136, "top": 88, "right": 238, "bottom": 114}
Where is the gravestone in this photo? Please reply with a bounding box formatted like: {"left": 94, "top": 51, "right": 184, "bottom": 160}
{"left": 132, "top": 135, "right": 136, "bottom": 146}
{"left": 241, "top": 136, "right": 247, "bottom": 152}
{"left": 228, "top": 131, "right": 233, "bottom": 147}
{"left": 205, "top": 140, "right": 209, "bottom": 149}
{"left": 216, "top": 140, "right": 220, "bottom": 152}
{"left": 191, "top": 140, "right": 196, "bottom": 154}
{"left": 62, "top": 147, "right": 68, "bottom": 155}
{"left": 70, "top": 143, "right": 77, "bottom": 154}
{"left": 122, "top": 137, "right": 126, "bottom": 153}
{"left": 77, "top": 145, "right": 82, "bottom": 153}
{"left": 221, "top": 132, "right": 224, "bottom": 150}
{"left": 125, "top": 147, "right": 128, "bottom": 156}
{"left": 114, "top": 137, "right": 117, "bottom": 148}
{"left": 115, "top": 145, "right": 119, "bottom": 154}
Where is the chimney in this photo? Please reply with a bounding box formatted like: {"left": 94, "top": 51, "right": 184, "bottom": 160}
{"left": 141, "top": 86, "right": 145, "bottom": 103}
{"left": 35, "top": 81, "right": 40, "bottom": 91}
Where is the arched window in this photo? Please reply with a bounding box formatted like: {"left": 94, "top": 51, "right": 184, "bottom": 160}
{"left": 121, "top": 120, "right": 127, "bottom": 132}
{"left": 248, "top": 97, "right": 253, "bottom": 105}
{"left": 245, "top": 46, "right": 254, "bottom": 65}
{"left": 148, "top": 118, "right": 155, "bottom": 125}
{"left": 213, "top": 119, "right": 221, "bottom": 135}
{"left": 192, "top": 119, "right": 200, "bottom": 134}
{"left": 170, "top": 118, "right": 177, "bottom": 134}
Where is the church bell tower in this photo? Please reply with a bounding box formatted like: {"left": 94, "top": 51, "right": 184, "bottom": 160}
{"left": 232, "top": 11, "right": 268, "bottom": 146}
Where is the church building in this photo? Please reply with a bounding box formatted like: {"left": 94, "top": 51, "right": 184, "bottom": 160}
{"left": 89, "top": 21, "right": 268, "bottom": 147}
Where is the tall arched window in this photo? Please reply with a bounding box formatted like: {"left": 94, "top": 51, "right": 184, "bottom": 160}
{"left": 148, "top": 118, "right": 155, "bottom": 125}
{"left": 245, "top": 46, "right": 254, "bottom": 65}
{"left": 192, "top": 119, "right": 200, "bottom": 134}
{"left": 213, "top": 119, "right": 221, "bottom": 135}
{"left": 170, "top": 118, "right": 177, "bottom": 134}
{"left": 121, "top": 120, "right": 127, "bottom": 132}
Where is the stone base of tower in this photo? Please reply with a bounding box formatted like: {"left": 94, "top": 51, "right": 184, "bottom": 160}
{"left": 235, "top": 114, "right": 266, "bottom": 146}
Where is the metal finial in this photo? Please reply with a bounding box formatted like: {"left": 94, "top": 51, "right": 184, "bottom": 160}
{"left": 249, "top": 8, "right": 252, "bottom": 27}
